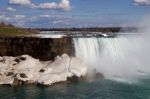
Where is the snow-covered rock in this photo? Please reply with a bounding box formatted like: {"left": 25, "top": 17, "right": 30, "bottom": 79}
{"left": 0, "top": 54, "right": 87, "bottom": 85}
{"left": 70, "top": 57, "right": 87, "bottom": 77}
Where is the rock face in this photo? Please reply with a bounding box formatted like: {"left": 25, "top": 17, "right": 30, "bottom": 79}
{"left": 0, "top": 54, "right": 87, "bottom": 85}
{"left": 0, "top": 37, "right": 74, "bottom": 61}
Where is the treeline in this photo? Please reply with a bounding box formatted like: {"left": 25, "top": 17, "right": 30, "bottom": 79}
{"left": 36, "top": 27, "right": 121, "bottom": 33}
{"left": 0, "top": 22, "right": 137, "bottom": 33}
{"left": 36, "top": 27, "right": 138, "bottom": 33}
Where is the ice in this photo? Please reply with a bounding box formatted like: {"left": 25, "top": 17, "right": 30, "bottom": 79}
{"left": 0, "top": 54, "right": 87, "bottom": 85}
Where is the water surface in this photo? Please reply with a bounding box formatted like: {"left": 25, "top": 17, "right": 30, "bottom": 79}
{"left": 1, "top": 79, "right": 150, "bottom": 99}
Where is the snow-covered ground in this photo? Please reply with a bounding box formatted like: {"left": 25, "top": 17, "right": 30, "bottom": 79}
{"left": 0, "top": 54, "right": 87, "bottom": 85}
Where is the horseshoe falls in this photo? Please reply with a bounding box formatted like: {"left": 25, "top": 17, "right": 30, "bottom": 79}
{"left": 73, "top": 34, "right": 150, "bottom": 83}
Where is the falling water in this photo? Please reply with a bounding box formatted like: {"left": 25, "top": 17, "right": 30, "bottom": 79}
{"left": 73, "top": 34, "right": 150, "bottom": 83}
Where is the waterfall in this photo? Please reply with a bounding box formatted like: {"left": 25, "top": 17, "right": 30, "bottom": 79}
{"left": 73, "top": 34, "right": 150, "bottom": 83}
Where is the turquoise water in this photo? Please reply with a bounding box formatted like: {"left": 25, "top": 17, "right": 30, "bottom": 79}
{"left": 0, "top": 79, "right": 150, "bottom": 99}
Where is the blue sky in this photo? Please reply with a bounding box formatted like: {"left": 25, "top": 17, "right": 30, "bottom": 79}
{"left": 0, "top": 0, "right": 149, "bottom": 28}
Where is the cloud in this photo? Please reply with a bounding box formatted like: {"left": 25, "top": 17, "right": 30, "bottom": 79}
{"left": 0, "top": 14, "right": 72, "bottom": 27}
{"left": 52, "top": 20, "right": 70, "bottom": 24}
{"left": 59, "top": 0, "right": 70, "bottom": 11}
{"left": 6, "top": 7, "right": 16, "bottom": 12}
{"left": 0, "top": 15, "right": 10, "bottom": 21}
{"left": 8, "top": 0, "right": 71, "bottom": 11}
{"left": 37, "top": 2, "right": 58, "bottom": 9}
{"left": 14, "top": 15, "right": 26, "bottom": 20}
{"left": 134, "top": 0, "right": 150, "bottom": 5}
{"left": 34, "top": 0, "right": 70, "bottom": 11}
{"left": 18, "top": 14, "right": 72, "bottom": 27}
{"left": 9, "top": 0, "right": 31, "bottom": 5}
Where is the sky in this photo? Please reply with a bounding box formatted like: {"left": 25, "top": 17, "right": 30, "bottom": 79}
{"left": 0, "top": 0, "right": 150, "bottom": 28}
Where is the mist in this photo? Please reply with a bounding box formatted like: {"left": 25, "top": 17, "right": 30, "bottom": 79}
{"left": 73, "top": 14, "right": 150, "bottom": 83}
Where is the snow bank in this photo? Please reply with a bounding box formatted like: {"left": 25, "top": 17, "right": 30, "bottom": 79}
{"left": 0, "top": 54, "right": 87, "bottom": 85}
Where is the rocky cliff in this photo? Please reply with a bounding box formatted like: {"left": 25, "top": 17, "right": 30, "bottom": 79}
{"left": 0, "top": 37, "right": 74, "bottom": 61}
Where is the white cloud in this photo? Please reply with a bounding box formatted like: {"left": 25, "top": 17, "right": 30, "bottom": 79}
{"left": 14, "top": 15, "right": 26, "bottom": 26}
{"left": 39, "top": 15, "right": 51, "bottom": 18}
{"left": 59, "top": 0, "right": 70, "bottom": 11}
{"left": 0, "top": 15, "right": 10, "bottom": 21}
{"left": 9, "top": 0, "right": 31, "bottom": 5}
{"left": 134, "top": 0, "right": 150, "bottom": 5}
{"left": 14, "top": 15, "right": 26, "bottom": 20}
{"left": 53, "top": 20, "right": 70, "bottom": 25}
{"left": 9, "top": 0, "right": 71, "bottom": 11}
{"left": 6, "top": 7, "right": 16, "bottom": 12}
{"left": 37, "top": 2, "right": 58, "bottom": 9}
{"left": 36, "top": 0, "right": 70, "bottom": 11}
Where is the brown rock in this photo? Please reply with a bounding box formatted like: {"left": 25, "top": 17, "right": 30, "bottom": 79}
{"left": 0, "top": 37, "right": 73, "bottom": 61}
{"left": 0, "top": 59, "right": 5, "bottom": 63}
{"left": 14, "top": 58, "right": 21, "bottom": 63}
{"left": 6, "top": 72, "right": 14, "bottom": 76}
{"left": 19, "top": 73, "right": 27, "bottom": 78}
{"left": 39, "top": 69, "right": 45, "bottom": 73}
{"left": 67, "top": 75, "right": 79, "bottom": 82}
{"left": 19, "top": 56, "right": 26, "bottom": 61}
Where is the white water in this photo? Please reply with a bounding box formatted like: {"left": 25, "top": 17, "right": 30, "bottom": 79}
{"left": 73, "top": 34, "right": 150, "bottom": 83}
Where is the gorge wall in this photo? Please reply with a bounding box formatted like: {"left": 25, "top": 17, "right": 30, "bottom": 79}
{"left": 0, "top": 37, "right": 74, "bottom": 61}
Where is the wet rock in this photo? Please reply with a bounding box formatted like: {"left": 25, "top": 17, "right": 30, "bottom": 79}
{"left": 19, "top": 73, "right": 27, "bottom": 78}
{"left": 13, "top": 78, "right": 23, "bottom": 85}
{"left": 67, "top": 75, "right": 78, "bottom": 82}
{"left": 11, "top": 68, "right": 14, "bottom": 71}
{"left": 19, "top": 56, "right": 26, "bottom": 61}
{"left": 6, "top": 72, "right": 14, "bottom": 76}
{"left": 13, "top": 77, "right": 30, "bottom": 85}
{"left": 93, "top": 69, "right": 104, "bottom": 80}
{"left": 39, "top": 69, "right": 45, "bottom": 73}
{"left": 0, "top": 59, "right": 5, "bottom": 63}
{"left": 14, "top": 58, "right": 21, "bottom": 63}
{"left": 13, "top": 63, "right": 17, "bottom": 66}
{"left": 95, "top": 72, "right": 104, "bottom": 79}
